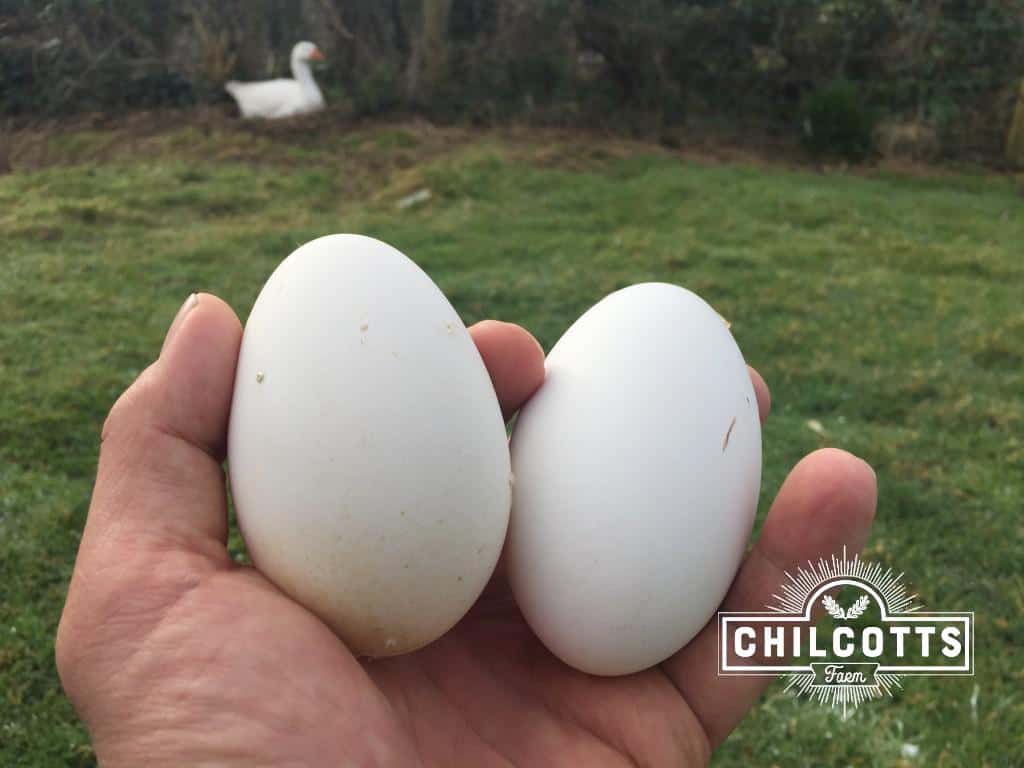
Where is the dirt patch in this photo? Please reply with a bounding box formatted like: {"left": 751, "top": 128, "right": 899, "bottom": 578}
{"left": 5, "top": 108, "right": 468, "bottom": 171}
{"left": 2, "top": 108, "right": 1009, "bottom": 186}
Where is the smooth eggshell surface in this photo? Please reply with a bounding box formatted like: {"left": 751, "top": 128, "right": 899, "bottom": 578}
{"left": 507, "top": 283, "right": 761, "bottom": 675}
{"left": 228, "top": 234, "right": 511, "bottom": 657}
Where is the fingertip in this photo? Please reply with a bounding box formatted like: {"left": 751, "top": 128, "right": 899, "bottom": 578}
{"left": 760, "top": 447, "right": 877, "bottom": 565}
{"left": 105, "top": 294, "right": 243, "bottom": 446}
{"left": 793, "top": 447, "right": 877, "bottom": 511}
{"left": 156, "top": 293, "right": 243, "bottom": 457}
{"left": 164, "top": 292, "right": 243, "bottom": 355}
{"left": 470, "top": 320, "right": 545, "bottom": 420}
{"left": 747, "top": 366, "right": 771, "bottom": 424}
{"left": 161, "top": 293, "right": 198, "bottom": 356}
{"left": 104, "top": 292, "right": 243, "bottom": 466}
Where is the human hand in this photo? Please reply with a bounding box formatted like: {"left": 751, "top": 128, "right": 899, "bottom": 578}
{"left": 57, "top": 293, "right": 876, "bottom": 766}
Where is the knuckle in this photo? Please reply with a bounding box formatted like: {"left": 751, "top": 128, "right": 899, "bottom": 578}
{"left": 54, "top": 613, "right": 73, "bottom": 677}
{"left": 101, "top": 364, "right": 159, "bottom": 443}
{"left": 55, "top": 600, "right": 86, "bottom": 697}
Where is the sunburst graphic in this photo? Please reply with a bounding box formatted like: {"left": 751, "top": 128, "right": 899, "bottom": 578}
{"left": 768, "top": 546, "right": 922, "bottom": 718}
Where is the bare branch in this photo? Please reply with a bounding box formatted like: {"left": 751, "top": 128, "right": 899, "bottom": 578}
{"left": 315, "top": 0, "right": 355, "bottom": 41}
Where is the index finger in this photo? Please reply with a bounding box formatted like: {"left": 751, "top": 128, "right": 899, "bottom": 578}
{"left": 469, "top": 320, "right": 546, "bottom": 421}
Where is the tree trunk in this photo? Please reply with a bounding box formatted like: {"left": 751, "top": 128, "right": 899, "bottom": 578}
{"left": 1006, "top": 79, "right": 1024, "bottom": 168}
{"left": 412, "top": 0, "right": 451, "bottom": 106}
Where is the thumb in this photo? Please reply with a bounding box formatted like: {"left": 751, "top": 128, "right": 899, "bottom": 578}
{"left": 57, "top": 294, "right": 241, "bottom": 730}
{"left": 88, "top": 292, "right": 243, "bottom": 547}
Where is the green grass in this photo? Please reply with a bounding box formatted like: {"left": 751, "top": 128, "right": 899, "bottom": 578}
{"left": 2, "top": 122, "right": 1022, "bottom": 766}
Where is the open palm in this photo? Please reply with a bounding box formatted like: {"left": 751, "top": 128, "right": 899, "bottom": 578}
{"left": 57, "top": 294, "right": 876, "bottom": 767}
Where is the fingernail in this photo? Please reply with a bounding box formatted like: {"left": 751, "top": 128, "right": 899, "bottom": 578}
{"left": 162, "top": 293, "right": 198, "bottom": 355}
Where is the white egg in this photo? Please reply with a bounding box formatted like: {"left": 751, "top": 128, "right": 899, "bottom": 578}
{"left": 507, "top": 283, "right": 761, "bottom": 676}
{"left": 228, "top": 234, "right": 511, "bottom": 657}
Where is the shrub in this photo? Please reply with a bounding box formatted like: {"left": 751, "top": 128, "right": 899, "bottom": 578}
{"left": 801, "top": 80, "right": 876, "bottom": 162}
{"left": 349, "top": 62, "right": 402, "bottom": 118}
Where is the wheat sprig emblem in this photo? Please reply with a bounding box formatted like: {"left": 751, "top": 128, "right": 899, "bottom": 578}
{"left": 755, "top": 548, "right": 951, "bottom": 719}
{"left": 821, "top": 593, "right": 871, "bottom": 620}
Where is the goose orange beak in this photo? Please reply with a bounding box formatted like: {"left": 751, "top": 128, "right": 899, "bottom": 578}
{"left": 310, "top": 47, "right": 324, "bottom": 62}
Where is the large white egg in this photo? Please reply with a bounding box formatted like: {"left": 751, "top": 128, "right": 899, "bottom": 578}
{"left": 508, "top": 283, "right": 761, "bottom": 676}
{"left": 228, "top": 234, "right": 511, "bottom": 657}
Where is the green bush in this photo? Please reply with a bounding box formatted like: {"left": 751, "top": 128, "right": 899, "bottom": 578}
{"left": 349, "top": 62, "right": 402, "bottom": 118}
{"left": 801, "top": 80, "right": 876, "bottom": 162}
{"left": 3, "top": 0, "right": 1024, "bottom": 162}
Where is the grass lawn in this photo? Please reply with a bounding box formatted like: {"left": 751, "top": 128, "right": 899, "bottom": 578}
{"left": 1, "top": 118, "right": 1022, "bottom": 766}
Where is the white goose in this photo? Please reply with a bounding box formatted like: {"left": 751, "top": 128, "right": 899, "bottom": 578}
{"left": 225, "top": 41, "right": 326, "bottom": 120}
